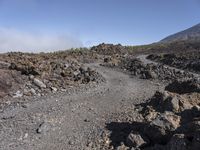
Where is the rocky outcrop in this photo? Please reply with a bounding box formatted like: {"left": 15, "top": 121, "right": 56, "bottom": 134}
{"left": 0, "top": 52, "right": 104, "bottom": 98}
{"left": 147, "top": 52, "right": 200, "bottom": 74}
{"left": 0, "top": 69, "right": 24, "bottom": 98}
{"left": 116, "top": 56, "right": 194, "bottom": 81}
{"left": 91, "top": 43, "right": 126, "bottom": 55}
{"left": 126, "top": 132, "right": 149, "bottom": 148}
{"left": 165, "top": 79, "right": 200, "bottom": 94}
{"left": 102, "top": 80, "right": 200, "bottom": 149}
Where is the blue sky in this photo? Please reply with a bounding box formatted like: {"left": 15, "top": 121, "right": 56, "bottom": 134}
{"left": 0, "top": 0, "right": 200, "bottom": 52}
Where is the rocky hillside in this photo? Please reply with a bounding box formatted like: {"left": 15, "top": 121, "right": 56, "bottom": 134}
{"left": 147, "top": 51, "right": 200, "bottom": 73}
{"left": 161, "top": 23, "right": 200, "bottom": 43}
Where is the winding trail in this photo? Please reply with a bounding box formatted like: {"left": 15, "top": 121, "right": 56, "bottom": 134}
{"left": 1, "top": 55, "right": 200, "bottom": 150}
{"left": 0, "top": 63, "right": 160, "bottom": 150}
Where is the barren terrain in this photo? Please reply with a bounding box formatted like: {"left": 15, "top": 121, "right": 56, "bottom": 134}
{"left": 0, "top": 44, "right": 200, "bottom": 150}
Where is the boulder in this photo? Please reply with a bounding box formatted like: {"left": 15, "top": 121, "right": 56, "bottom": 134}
{"left": 9, "top": 62, "right": 39, "bottom": 75}
{"left": 179, "top": 98, "right": 193, "bottom": 112}
{"left": 181, "top": 118, "right": 200, "bottom": 133}
{"left": 141, "top": 70, "right": 157, "bottom": 79}
{"left": 153, "top": 111, "right": 180, "bottom": 131}
{"left": 0, "top": 69, "right": 22, "bottom": 98}
{"left": 165, "top": 79, "right": 200, "bottom": 94}
{"left": 144, "top": 111, "right": 180, "bottom": 144}
{"left": 0, "top": 61, "right": 10, "bottom": 69}
{"left": 116, "top": 144, "right": 129, "bottom": 150}
{"left": 167, "top": 134, "right": 188, "bottom": 150}
{"left": 33, "top": 78, "right": 46, "bottom": 88}
{"left": 164, "top": 96, "right": 180, "bottom": 113}
{"left": 147, "top": 91, "right": 180, "bottom": 113}
{"left": 144, "top": 109, "right": 158, "bottom": 122}
{"left": 167, "top": 132, "right": 200, "bottom": 150}
{"left": 126, "top": 132, "right": 149, "bottom": 148}
{"left": 104, "top": 57, "right": 112, "bottom": 63}
{"left": 190, "top": 132, "right": 200, "bottom": 150}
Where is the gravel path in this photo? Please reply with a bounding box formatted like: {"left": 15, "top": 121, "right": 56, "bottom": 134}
{"left": 0, "top": 63, "right": 161, "bottom": 150}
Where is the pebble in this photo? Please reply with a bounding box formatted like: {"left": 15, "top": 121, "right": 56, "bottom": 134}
{"left": 68, "top": 140, "right": 75, "bottom": 145}
{"left": 50, "top": 87, "right": 58, "bottom": 92}
{"left": 36, "top": 122, "right": 51, "bottom": 134}
{"left": 33, "top": 78, "right": 46, "bottom": 89}
{"left": 24, "top": 133, "right": 28, "bottom": 139}
{"left": 13, "top": 91, "right": 23, "bottom": 98}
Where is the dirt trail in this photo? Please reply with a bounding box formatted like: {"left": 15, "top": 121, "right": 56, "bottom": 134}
{"left": 0, "top": 63, "right": 161, "bottom": 150}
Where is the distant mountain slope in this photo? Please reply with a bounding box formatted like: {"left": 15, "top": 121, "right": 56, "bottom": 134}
{"left": 160, "top": 23, "right": 200, "bottom": 43}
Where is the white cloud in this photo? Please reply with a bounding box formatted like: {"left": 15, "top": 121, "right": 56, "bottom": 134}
{"left": 0, "top": 28, "right": 83, "bottom": 53}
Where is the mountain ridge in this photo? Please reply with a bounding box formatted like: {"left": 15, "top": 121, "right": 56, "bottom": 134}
{"left": 160, "top": 23, "right": 200, "bottom": 43}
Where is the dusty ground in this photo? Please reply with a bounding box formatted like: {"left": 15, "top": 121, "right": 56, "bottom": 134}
{"left": 97, "top": 55, "right": 200, "bottom": 150}
{"left": 0, "top": 47, "right": 199, "bottom": 150}
{"left": 0, "top": 61, "right": 163, "bottom": 150}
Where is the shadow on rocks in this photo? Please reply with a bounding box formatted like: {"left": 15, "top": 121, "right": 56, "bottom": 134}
{"left": 105, "top": 114, "right": 200, "bottom": 150}
{"left": 105, "top": 92, "right": 200, "bottom": 149}
{"left": 165, "top": 79, "right": 200, "bottom": 94}
{"left": 105, "top": 122, "right": 151, "bottom": 149}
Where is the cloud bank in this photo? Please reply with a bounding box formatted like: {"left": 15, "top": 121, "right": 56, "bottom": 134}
{"left": 0, "top": 28, "right": 83, "bottom": 53}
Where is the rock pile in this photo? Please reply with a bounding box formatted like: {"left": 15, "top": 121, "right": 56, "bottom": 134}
{"left": 0, "top": 52, "right": 103, "bottom": 98}
{"left": 119, "top": 57, "right": 157, "bottom": 79}
{"left": 91, "top": 43, "right": 126, "bottom": 55}
{"left": 12, "top": 61, "right": 102, "bottom": 97}
{"left": 119, "top": 57, "right": 194, "bottom": 80}
{"left": 147, "top": 52, "right": 200, "bottom": 73}
{"left": 165, "top": 79, "right": 200, "bottom": 94}
{"left": 100, "top": 80, "right": 200, "bottom": 149}
{"left": 0, "top": 69, "right": 25, "bottom": 98}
